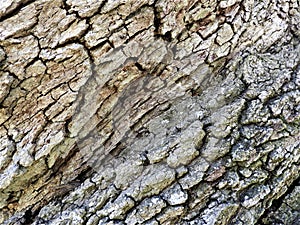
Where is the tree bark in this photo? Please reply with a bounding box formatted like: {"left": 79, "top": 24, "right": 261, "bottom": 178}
{"left": 0, "top": 0, "right": 299, "bottom": 224}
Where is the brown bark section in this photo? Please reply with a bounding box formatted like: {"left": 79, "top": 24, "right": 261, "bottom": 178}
{"left": 0, "top": 0, "right": 299, "bottom": 224}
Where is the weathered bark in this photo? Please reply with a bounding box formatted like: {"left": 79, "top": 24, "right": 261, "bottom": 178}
{"left": 0, "top": 0, "right": 299, "bottom": 224}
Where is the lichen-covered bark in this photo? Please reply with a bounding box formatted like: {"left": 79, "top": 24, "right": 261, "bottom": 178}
{"left": 0, "top": 0, "right": 299, "bottom": 224}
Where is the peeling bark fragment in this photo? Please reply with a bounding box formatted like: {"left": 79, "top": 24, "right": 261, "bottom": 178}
{"left": 0, "top": 0, "right": 34, "bottom": 19}
{"left": 179, "top": 158, "right": 209, "bottom": 189}
{"left": 0, "top": 72, "right": 13, "bottom": 104}
{"left": 85, "top": 12, "right": 122, "bottom": 48}
{"left": 66, "top": 0, "right": 105, "bottom": 18}
{"left": 98, "top": 193, "right": 135, "bottom": 220}
{"left": 156, "top": 206, "right": 185, "bottom": 224}
{"left": 126, "top": 7, "right": 154, "bottom": 37}
{"left": 167, "top": 121, "right": 202, "bottom": 168}
{"left": 34, "top": 0, "right": 79, "bottom": 48}
{"left": 3, "top": 35, "right": 39, "bottom": 79}
{"left": 127, "top": 165, "right": 176, "bottom": 201}
{"left": 125, "top": 196, "right": 166, "bottom": 224}
{"left": 216, "top": 23, "right": 234, "bottom": 45}
{"left": 59, "top": 19, "right": 89, "bottom": 46}
{"left": 0, "top": 2, "right": 40, "bottom": 41}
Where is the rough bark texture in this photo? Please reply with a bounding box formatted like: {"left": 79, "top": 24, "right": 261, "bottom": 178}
{"left": 0, "top": 0, "right": 299, "bottom": 224}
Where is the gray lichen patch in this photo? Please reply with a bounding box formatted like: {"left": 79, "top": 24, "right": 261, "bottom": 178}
{"left": 161, "top": 183, "right": 188, "bottom": 205}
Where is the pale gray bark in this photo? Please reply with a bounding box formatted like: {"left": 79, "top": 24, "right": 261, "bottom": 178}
{"left": 0, "top": 0, "right": 299, "bottom": 224}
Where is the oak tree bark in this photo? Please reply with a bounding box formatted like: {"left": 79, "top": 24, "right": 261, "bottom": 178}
{"left": 0, "top": 0, "right": 299, "bottom": 224}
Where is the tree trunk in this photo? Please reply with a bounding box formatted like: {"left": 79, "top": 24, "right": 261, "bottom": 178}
{"left": 0, "top": 0, "right": 299, "bottom": 224}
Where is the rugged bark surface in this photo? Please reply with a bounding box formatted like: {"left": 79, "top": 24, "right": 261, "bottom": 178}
{"left": 0, "top": 0, "right": 299, "bottom": 224}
